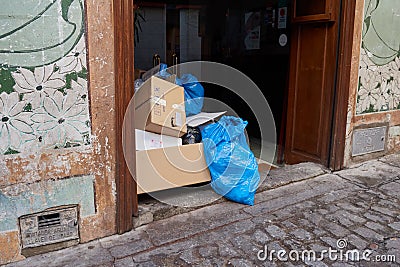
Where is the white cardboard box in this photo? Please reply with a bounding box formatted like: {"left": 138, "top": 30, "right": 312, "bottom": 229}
{"left": 135, "top": 129, "right": 182, "bottom": 151}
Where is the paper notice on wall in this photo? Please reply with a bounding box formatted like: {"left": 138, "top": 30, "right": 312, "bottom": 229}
{"left": 244, "top": 12, "right": 261, "bottom": 50}
{"left": 278, "top": 7, "right": 287, "bottom": 29}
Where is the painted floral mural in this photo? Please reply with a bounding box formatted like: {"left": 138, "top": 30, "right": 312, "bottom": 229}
{"left": 357, "top": 0, "right": 400, "bottom": 114}
{"left": 0, "top": 0, "right": 90, "bottom": 155}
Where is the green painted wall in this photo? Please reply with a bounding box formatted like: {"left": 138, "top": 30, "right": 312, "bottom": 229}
{"left": 0, "top": 175, "right": 96, "bottom": 232}
{"left": 0, "top": 0, "right": 91, "bottom": 154}
{"left": 357, "top": 0, "right": 400, "bottom": 114}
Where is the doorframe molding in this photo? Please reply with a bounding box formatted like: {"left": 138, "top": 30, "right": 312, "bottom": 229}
{"left": 329, "top": 0, "right": 357, "bottom": 170}
{"left": 113, "top": 0, "right": 138, "bottom": 234}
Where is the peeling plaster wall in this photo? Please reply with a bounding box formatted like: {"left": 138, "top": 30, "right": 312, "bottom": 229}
{"left": 0, "top": 0, "right": 117, "bottom": 264}
{"left": 344, "top": 0, "right": 400, "bottom": 167}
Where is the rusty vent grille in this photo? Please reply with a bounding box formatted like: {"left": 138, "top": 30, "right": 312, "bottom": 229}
{"left": 38, "top": 213, "right": 61, "bottom": 229}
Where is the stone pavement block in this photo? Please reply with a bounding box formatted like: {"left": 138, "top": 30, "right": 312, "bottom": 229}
{"left": 282, "top": 220, "right": 298, "bottom": 229}
{"left": 336, "top": 160, "right": 400, "bottom": 187}
{"left": 379, "top": 153, "right": 400, "bottom": 168}
{"left": 371, "top": 206, "right": 399, "bottom": 218}
{"left": 303, "top": 259, "right": 329, "bottom": 267}
{"left": 323, "top": 221, "right": 351, "bottom": 237}
{"left": 132, "top": 219, "right": 255, "bottom": 263}
{"left": 198, "top": 245, "right": 218, "bottom": 258}
{"left": 261, "top": 162, "right": 327, "bottom": 191}
{"left": 290, "top": 229, "right": 313, "bottom": 241}
{"left": 272, "top": 206, "right": 299, "bottom": 220}
{"left": 320, "top": 236, "right": 339, "bottom": 248}
{"left": 347, "top": 234, "right": 368, "bottom": 250}
{"left": 283, "top": 238, "right": 307, "bottom": 251}
{"left": 339, "top": 210, "right": 366, "bottom": 224}
{"left": 250, "top": 214, "right": 277, "bottom": 226}
{"left": 353, "top": 227, "right": 384, "bottom": 242}
{"left": 388, "top": 222, "right": 400, "bottom": 231}
{"left": 113, "top": 257, "right": 135, "bottom": 267}
{"left": 385, "top": 238, "right": 400, "bottom": 250}
{"left": 379, "top": 182, "right": 400, "bottom": 199}
{"left": 265, "top": 225, "right": 287, "bottom": 239}
{"left": 331, "top": 263, "right": 355, "bottom": 267}
{"left": 365, "top": 221, "right": 386, "bottom": 232}
{"left": 193, "top": 258, "right": 226, "bottom": 267}
{"left": 144, "top": 204, "right": 250, "bottom": 246}
{"left": 253, "top": 229, "right": 271, "bottom": 244}
{"left": 108, "top": 238, "right": 153, "bottom": 259}
{"left": 7, "top": 240, "right": 113, "bottom": 267}
{"left": 378, "top": 199, "right": 399, "bottom": 209}
{"left": 246, "top": 175, "right": 348, "bottom": 216}
{"left": 364, "top": 212, "right": 393, "bottom": 224}
{"left": 318, "top": 189, "right": 354, "bottom": 203}
{"left": 230, "top": 234, "right": 262, "bottom": 258}
{"left": 227, "top": 258, "right": 258, "bottom": 267}
{"left": 100, "top": 226, "right": 148, "bottom": 249}
{"left": 179, "top": 248, "right": 201, "bottom": 264}
{"left": 336, "top": 202, "right": 364, "bottom": 213}
{"left": 217, "top": 242, "right": 240, "bottom": 257}
{"left": 131, "top": 239, "right": 194, "bottom": 264}
{"left": 309, "top": 243, "right": 329, "bottom": 252}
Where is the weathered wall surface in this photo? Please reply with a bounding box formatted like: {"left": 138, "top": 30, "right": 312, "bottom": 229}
{"left": 344, "top": 0, "right": 400, "bottom": 166}
{"left": 0, "top": 0, "right": 117, "bottom": 264}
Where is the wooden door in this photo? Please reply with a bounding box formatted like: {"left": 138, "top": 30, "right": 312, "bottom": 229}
{"left": 284, "top": 0, "right": 341, "bottom": 165}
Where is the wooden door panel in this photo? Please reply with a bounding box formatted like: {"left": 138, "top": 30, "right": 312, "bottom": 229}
{"left": 293, "top": 24, "right": 328, "bottom": 157}
{"left": 285, "top": 17, "right": 339, "bottom": 165}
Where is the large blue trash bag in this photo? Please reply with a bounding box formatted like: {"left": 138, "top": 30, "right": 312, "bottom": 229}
{"left": 201, "top": 116, "right": 260, "bottom": 205}
{"left": 176, "top": 74, "right": 204, "bottom": 116}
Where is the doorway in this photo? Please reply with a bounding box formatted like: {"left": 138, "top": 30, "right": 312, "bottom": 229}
{"left": 134, "top": 0, "right": 291, "bottom": 165}
{"left": 113, "top": 0, "right": 356, "bottom": 232}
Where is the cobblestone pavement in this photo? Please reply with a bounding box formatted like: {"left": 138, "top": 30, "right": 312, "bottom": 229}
{"left": 6, "top": 155, "right": 400, "bottom": 267}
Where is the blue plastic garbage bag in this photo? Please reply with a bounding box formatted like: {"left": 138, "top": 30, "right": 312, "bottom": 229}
{"left": 176, "top": 74, "right": 204, "bottom": 116}
{"left": 201, "top": 116, "right": 260, "bottom": 205}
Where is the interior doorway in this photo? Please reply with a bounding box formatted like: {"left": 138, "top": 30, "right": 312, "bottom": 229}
{"left": 134, "top": 0, "right": 291, "bottom": 165}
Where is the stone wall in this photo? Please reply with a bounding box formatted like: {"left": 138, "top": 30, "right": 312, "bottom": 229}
{"left": 0, "top": 0, "right": 117, "bottom": 264}
{"left": 344, "top": 0, "right": 400, "bottom": 166}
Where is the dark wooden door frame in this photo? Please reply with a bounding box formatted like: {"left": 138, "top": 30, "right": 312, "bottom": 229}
{"left": 328, "top": 0, "right": 356, "bottom": 170}
{"left": 284, "top": 0, "right": 356, "bottom": 170}
{"left": 113, "top": 0, "right": 138, "bottom": 234}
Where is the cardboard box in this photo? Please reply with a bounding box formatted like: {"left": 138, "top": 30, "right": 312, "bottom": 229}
{"left": 134, "top": 76, "right": 187, "bottom": 137}
{"left": 136, "top": 143, "right": 211, "bottom": 194}
{"left": 135, "top": 129, "right": 182, "bottom": 150}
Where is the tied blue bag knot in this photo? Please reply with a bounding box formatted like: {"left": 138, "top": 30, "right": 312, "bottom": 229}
{"left": 201, "top": 116, "right": 260, "bottom": 205}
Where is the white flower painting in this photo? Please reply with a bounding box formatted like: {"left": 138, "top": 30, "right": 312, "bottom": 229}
{"left": 357, "top": 1, "right": 400, "bottom": 114}
{"left": 0, "top": 36, "right": 90, "bottom": 155}
{"left": 56, "top": 37, "right": 87, "bottom": 74}
{"left": 32, "top": 91, "right": 89, "bottom": 148}
{"left": 0, "top": 92, "right": 35, "bottom": 154}
{"left": 12, "top": 65, "right": 65, "bottom": 109}
{"left": 357, "top": 48, "right": 400, "bottom": 114}
{"left": 0, "top": 0, "right": 90, "bottom": 155}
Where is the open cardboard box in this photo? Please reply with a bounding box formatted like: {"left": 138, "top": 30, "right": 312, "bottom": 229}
{"left": 135, "top": 112, "right": 230, "bottom": 194}
{"left": 136, "top": 143, "right": 210, "bottom": 194}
